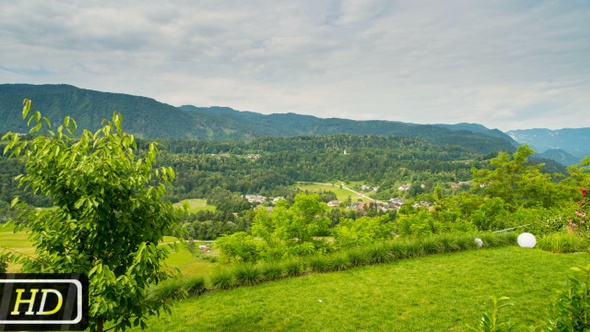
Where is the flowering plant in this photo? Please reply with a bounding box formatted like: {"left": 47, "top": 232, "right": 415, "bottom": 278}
{"left": 567, "top": 188, "right": 589, "bottom": 234}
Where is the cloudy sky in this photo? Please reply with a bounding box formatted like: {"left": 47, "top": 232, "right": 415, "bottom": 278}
{"left": 1, "top": 1, "right": 588, "bottom": 131}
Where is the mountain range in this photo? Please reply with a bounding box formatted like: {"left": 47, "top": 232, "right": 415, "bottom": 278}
{"left": 0, "top": 84, "right": 587, "bottom": 165}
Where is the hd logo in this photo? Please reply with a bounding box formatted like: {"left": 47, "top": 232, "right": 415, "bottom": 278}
{"left": 0, "top": 274, "right": 88, "bottom": 331}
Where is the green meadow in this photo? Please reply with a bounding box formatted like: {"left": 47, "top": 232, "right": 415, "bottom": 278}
{"left": 296, "top": 182, "right": 372, "bottom": 202}
{"left": 173, "top": 198, "right": 216, "bottom": 213}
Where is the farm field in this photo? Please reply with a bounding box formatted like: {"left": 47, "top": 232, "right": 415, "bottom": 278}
{"left": 0, "top": 222, "right": 33, "bottom": 272}
{"left": 296, "top": 181, "right": 372, "bottom": 203}
{"left": 132, "top": 246, "right": 590, "bottom": 332}
{"left": 173, "top": 198, "right": 216, "bottom": 213}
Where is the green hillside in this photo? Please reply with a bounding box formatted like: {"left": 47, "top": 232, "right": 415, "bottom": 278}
{"left": 0, "top": 84, "right": 516, "bottom": 154}
{"left": 131, "top": 246, "right": 590, "bottom": 331}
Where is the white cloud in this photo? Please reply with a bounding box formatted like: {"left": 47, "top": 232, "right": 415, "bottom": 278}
{"left": 0, "top": 0, "right": 589, "bottom": 131}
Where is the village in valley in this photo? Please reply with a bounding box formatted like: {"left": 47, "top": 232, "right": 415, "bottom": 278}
{"left": 242, "top": 181, "right": 473, "bottom": 213}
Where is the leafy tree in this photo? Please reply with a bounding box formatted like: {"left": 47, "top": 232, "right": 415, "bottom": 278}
{"left": 471, "top": 145, "right": 565, "bottom": 211}
{"left": 251, "top": 193, "right": 330, "bottom": 259}
{"left": 332, "top": 215, "right": 395, "bottom": 248}
{"left": 2, "top": 100, "right": 178, "bottom": 331}
{"left": 215, "top": 231, "right": 260, "bottom": 263}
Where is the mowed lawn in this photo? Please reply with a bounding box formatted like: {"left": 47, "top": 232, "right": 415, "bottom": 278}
{"left": 133, "top": 247, "right": 590, "bottom": 332}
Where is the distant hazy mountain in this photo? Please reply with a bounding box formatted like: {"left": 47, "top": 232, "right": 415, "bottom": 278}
{"left": 435, "top": 123, "right": 519, "bottom": 147}
{"left": 536, "top": 149, "right": 581, "bottom": 166}
{"left": 0, "top": 84, "right": 516, "bottom": 154}
{"left": 507, "top": 128, "right": 590, "bottom": 164}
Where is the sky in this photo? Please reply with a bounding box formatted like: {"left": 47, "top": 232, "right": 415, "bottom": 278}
{"left": 1, "top": 1, "right": 589, "bottom": 131}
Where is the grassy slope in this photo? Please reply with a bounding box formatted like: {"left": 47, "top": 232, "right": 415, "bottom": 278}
{"left": 0, "top": 224, "right": 217, "bottom": 275}
{"left": 134, "top": 247, "right": 589, "bottom": 332}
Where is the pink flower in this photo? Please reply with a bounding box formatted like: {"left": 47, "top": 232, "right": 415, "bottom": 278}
{"left": 576, "top": 211, "right": 587, "bottom": 218}
{"left": 582, "top": 188, "right": 588, "bottom": 197}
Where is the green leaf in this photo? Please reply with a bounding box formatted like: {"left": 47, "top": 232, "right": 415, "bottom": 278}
{"left": 22, "top": 98, "right": 31, "bottom": 119}
{"left": 10, "top": 197, "right": 19, "bottom": 208}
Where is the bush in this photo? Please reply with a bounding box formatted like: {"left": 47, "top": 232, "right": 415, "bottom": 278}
{"left": 328, "top": 252, "right": 351, "bottom": 272}
{"left": 438, "top": 234, "right": 461, "bottom": 252}
{"left": 146, "top": 278, "right": 187, "bottom": 304}
{"left": 233, "top": 263, "right": 262, "bottom": 286}
{"left": 211, "top": 267, "right": 234, "bottom": 290}
{"left": 537, "top": 231, "right": 588, "bottom": 253}
{"left": 283, "top": 258, "right": 304, "bottom": 277}
{"left": 455, "top": 234, "right": 479, "bottom": 251}
{"left": 366, "top": 243, "right": 392, "bottom": 264}
{"left": 347, "top": 247, "right": 370, "bottom": 267}
{"left": 549, "top": 265, "right": 590, "bottom": 331}
{"left": 479, "top": 232, "right": 517, "bottom": 248}
{"left": 183, "top": 276, "right": 206, "bottom": 296}
{"left": 260, "top": 261, "right": 284, "bottom": 281}
{"left": 309, "top": 255, "right": 330, "bottom": 273}
{"left": 420, "top": 236, "right": 445, "bottom": 254}
{"left": 399, "top": 239, "right": 425, "bottom": 259}
{"left": 386, "top": 240, "right": 409, "bottom": 260}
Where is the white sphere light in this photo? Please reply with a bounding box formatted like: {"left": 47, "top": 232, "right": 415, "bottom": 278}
{"left": 474, "top": 238, "right": 483, "bottom": 249}
{"left": 517, "top": 232, "right": 536, "bottom": 248}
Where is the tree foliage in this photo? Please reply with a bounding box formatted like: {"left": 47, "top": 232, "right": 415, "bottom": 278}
{"left": 2, "top": 99, "right": 178, "bottom": 331}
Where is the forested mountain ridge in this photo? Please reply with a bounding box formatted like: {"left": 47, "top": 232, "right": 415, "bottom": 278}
{"left": 0, "top": 84, "right": 515, "bottom": 154}
{"left": 435, "top": 123, "right": 519, "bottom": 146}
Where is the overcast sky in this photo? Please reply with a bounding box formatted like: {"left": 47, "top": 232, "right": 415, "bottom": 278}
{"left": 1, "top": 1, "right": 589, "bottom": 131}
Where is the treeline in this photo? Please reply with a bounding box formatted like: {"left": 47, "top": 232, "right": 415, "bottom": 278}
{"left": 2, "top": 134, "right": 567, "bottom": 209}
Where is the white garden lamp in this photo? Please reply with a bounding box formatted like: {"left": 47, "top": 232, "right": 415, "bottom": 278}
{"left": 474, "top": 238, "right": 483, "bottom": 248}
{"left": 517, "top": 232, "right": 536, "bottom": 248}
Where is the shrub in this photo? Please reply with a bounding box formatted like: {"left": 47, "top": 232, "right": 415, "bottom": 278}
{"left": 537, "top": 231, "right": 588, "bottom": 254}
{"left": 420, "top": 236, "right": 445, "bottom": 254}
{"left": 479, "top": 232, "right": 516, "bottom": 248}
{"left": 548, "top": 265, "right": 590, "bottom": 331}
{"left": 438, "top": 234, "right": 461, "bottom": 252}
{"left": 183, "top": 276, "right": 206, "bottom": 296}
{"left": 329, "top": 252, "right": 351, "bottom": 272}
{"left": 347, "top": 247, "right": 370, "bottom": 267}
{"left": 455, "top": 234, "right": 478, "bottom": 250}
{"left": 260, "top": 261, "right": 284, "bottom": 281}
{"left": 233, "top": 263, "right": 262, "bottom": 286}
{"left": 309, "top": 255, "right": 330, "bottom": 273}
{"left": 400, "top": 239, "right": 425, "bottom": 259}
{"left": 386, "top": 240, "right": 408, "bottom": 260}
{"left": 146, "top": 277, "right": 187, "bottom": 304}
{"left": 366, "top": 243, "right": 392, "bottom": 264}
{"left": 283, "top": 258, "right": 304, "bottom": 277}
{"left": 211, "top": 267, "right": 234, "bottom": 290}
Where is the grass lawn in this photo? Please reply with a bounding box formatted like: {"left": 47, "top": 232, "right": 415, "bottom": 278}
{"left": 173, "top": 198, "right": 216, "bottom": 213}
{"left": 133, "top": 247, "right": 590, "bottom": 332}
